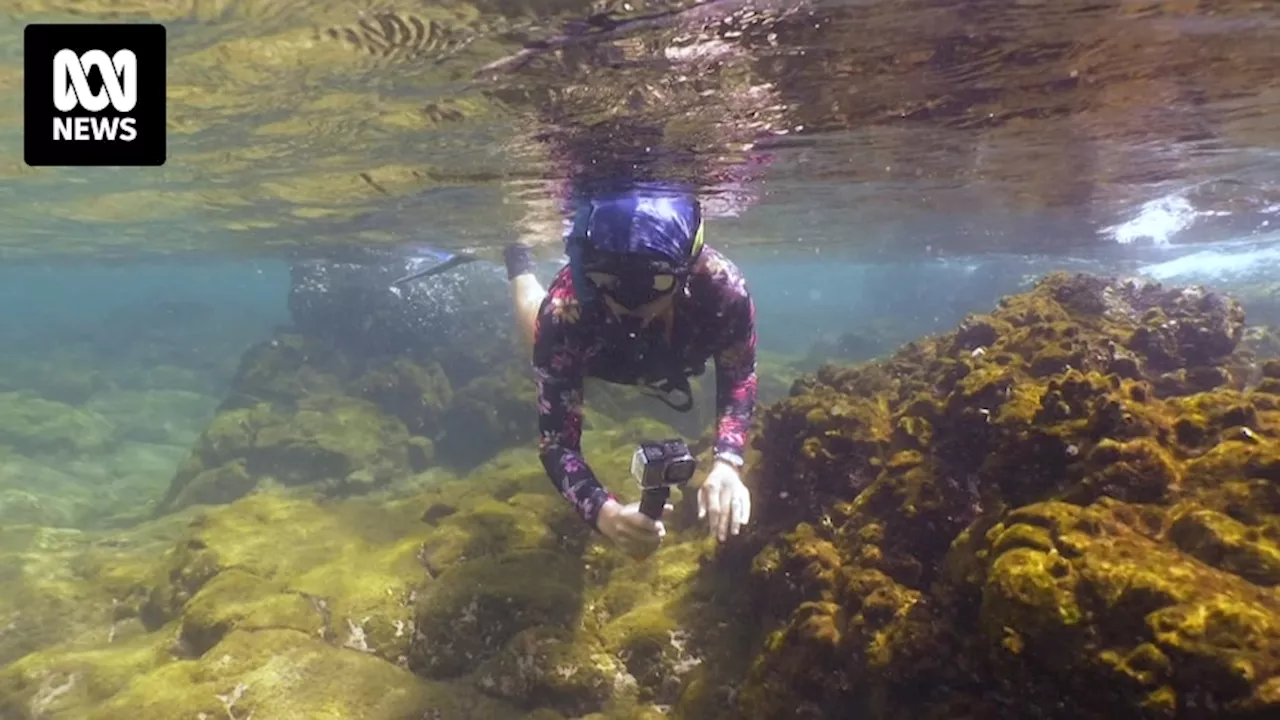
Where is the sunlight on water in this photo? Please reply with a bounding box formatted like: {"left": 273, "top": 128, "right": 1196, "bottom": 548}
{"left": 0, "top": 0, "right": 1277, "bottom": 258}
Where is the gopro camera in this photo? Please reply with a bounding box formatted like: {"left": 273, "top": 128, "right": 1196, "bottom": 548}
{"left": 631, "top": 439, "right": 698, "bottom": 520}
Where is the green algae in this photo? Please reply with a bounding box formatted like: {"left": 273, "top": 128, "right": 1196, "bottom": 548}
{"left": 473, "top": 626, "right": 620, "bottom": 714}
{"left": 724, "top": 273, "right": 1280, "bottom": 719}
{"left": 0, "top": 393, "right": 117, "bottom": 456}
{"left": 21, "top": 628, "right": 513, "bottom": 720}
{"left": 0, "top": 403, "right": 721, "bottom": 720}
{"left": 409, "top": 549, "right": 586, "bottom": 678}
{"left": 0, "top": 510, "right": 198, "bottom": 669}
{"left": 160, "top": 394, "right": 415, "bottom": 512}
{"left": 12, "top": 270, "right": 1277, "bottom": 719}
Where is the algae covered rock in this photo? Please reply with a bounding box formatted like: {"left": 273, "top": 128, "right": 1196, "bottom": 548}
{"left": 0, "top": 513, "right": 194, "bottom": 669}
{"left": 977, "top": 499, "right": 1280, "bottom": 716}
{"left": 352, "top": 356, "right": 453, "bottom": 437}
{"left": 409, "top": 550, "right": 585, "bottom": 678}
{"left": 138, "top": 490, "right": 432, "bottom": 664}
{"left": 0, "top": 392, "right": 117, "bottom": 457}
{"left": 472, "top": 626, "right": 619, "bottom": 714}
{"left": 163, "top": 325, "right": 544, "bottom": 507}
{"left": 218, "top": 332, "right": 349, "bottom": 408}
{"left": 0, "top": 626, "right": 519, "bottom": 720}
{"left": 715, "top": 272, "right": 1280, "bottom": 719}
{"left": 159, "top": 394, "right": 414, "bottom": 512}
{"left": 0, "top": 403, "right": 718, "bottom": 720}
{"left": 436, "top": 363, "right": 538, "bottom": 469}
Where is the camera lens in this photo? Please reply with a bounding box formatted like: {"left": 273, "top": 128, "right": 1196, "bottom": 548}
{"left": 667, "top": 459, "right": 695, "bottom": 483}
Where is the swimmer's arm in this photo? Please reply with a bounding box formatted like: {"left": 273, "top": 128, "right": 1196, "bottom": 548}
{"left": 532, "top": 310, "right": 614, "bottom": 529}
{"left": 711, "top": 288, "right": 758, "bottom": 465}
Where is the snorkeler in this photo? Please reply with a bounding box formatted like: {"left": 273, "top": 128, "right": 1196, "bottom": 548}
{"left": 504, "top": 184, "right": 756, "bottom": 558}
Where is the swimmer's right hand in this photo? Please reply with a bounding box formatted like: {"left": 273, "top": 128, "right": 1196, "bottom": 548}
{"left": 597, "top": 498, "right": 670, "bottom": 559}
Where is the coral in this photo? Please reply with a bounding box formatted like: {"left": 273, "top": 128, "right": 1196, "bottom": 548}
{"left": 718, "top": 273, "right": 1280, "bottom": 719}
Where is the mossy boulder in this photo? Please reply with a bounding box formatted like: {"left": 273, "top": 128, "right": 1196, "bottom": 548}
{"left": 436, "top": 363, "right": 538, "bottom": 469}
{"left": 975, "top": 499, "right": 1280, "bottom": 715}
{"left": 218, "top": 333, "right": 348, "bottom": 407}
{"left": 158, "top": 394, "right": 414, "bottom": 512}
{"left": 471, "top": 626, "right": 620, "bottom": 714}
{"left": 138, "top": 490, "right": 432, "bottom": 664}
{"left": 0, "top": 626, "right": 519, "bottom": 720}
{"left": 408, "top": 550, "right": 586, "bottom": 678}
{"left": 698, "top": 273, "right": 1280, "bottom": 719}
{"left": 351, "top": 356, "right": 453, "bottom": 437}
{"left": 0, "top": 393, "right": 117, "bottom": 457}
{"left": 173, "top": 328, "right": 548, "bottom": 489}
{"left": 0, "top": 513, "right": 194, "bottom": 668}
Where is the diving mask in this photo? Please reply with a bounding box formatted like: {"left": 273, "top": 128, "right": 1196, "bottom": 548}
{"left": 582, "top": 253, "right": 688, "bottom": 311}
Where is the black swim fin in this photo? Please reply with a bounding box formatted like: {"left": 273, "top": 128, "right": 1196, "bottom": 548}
{"left": 391, "top": 252, "right": 480, "bottom": 285}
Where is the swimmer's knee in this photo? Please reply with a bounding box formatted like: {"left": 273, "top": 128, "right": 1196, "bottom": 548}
{"left": 509, "top": 275, "right": 544, "bottom": 355}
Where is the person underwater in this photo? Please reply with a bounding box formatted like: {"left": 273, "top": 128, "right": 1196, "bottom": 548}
{"left": 500, "top": 184, "right": 758, "bottom": 559}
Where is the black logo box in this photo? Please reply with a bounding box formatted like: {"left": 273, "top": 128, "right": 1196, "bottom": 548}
{"left": 24, "top": 23, "right": 166, "bottom": 167}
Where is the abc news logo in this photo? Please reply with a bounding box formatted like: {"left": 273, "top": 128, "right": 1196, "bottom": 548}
{"left": 53, "top": 49, "right": 140, "bottom": 142}
{"left": 24, "top": 24, "right": 166, "bottom": 167}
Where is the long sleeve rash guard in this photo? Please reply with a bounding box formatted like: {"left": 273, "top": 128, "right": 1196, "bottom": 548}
{"left": 531, "top": 246, "right": 758, "bottom": 528}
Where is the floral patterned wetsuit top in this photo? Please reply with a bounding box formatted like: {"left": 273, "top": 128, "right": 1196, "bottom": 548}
{"left": 532, "top": 246, "right": 758, "bottom": 528}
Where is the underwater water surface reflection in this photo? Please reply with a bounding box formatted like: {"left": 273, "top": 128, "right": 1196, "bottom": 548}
{"left": 0, "top": 0, "right": 1277, "bottom": 258}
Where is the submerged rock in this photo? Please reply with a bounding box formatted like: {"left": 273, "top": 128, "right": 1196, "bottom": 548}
{"left": 19, "top": 268, "right": 1277, "bottom": 719}
{"left": 159, "top": 393, "right": 415, "bottom": 513}
{"left": 712, "top": 272, "right": 1280, "bottom": 719}
{"left": 0, "top": 393, "right": 117, "bottom": 457}
{"left": 0, "top": 431, "right": 697, "bottom": 719}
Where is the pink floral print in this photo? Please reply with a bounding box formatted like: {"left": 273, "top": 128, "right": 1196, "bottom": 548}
{"left": 531, "top": 246, "right": 758, "bottom": 529}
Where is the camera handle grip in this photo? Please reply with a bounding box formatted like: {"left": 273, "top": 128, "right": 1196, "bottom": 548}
{"left": 639, "top": 487, "right": 670, "bottom": 521}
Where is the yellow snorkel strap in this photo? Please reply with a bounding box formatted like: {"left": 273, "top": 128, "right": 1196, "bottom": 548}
{"left": 689, "top": 219, "right": 705, "bottom": 261}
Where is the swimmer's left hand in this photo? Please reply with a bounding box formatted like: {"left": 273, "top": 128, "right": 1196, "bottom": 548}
{"left": 698, "top": 460, "right": 751, "bottom": 542}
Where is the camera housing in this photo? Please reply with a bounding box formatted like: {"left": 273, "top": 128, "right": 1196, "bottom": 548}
{"left": 631, "top": 438, "right": 697, "bottom": 490}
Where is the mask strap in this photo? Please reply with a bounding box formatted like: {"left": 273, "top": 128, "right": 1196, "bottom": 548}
{"left": 640, "top": 377, "right": 694, "bottom": 413}
{"left": 566, "top": 202, "right": 596, "bottom": 304}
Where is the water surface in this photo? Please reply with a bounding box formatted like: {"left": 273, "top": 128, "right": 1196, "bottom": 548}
{"left": 0, "top": 0, "right": 1277, "bottom": 261}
